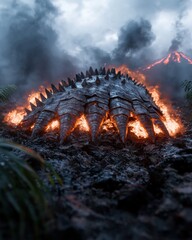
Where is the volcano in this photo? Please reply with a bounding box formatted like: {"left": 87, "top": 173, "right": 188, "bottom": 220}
{"left": 143, "top": 51, "right": 192, "bottom": 71}
{"left": 141, "top": 51, "right": 192, "bottom": 99}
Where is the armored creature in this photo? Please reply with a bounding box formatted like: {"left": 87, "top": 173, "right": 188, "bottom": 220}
{"left": 21, "top": 67, "right": 169, "bottom": 143}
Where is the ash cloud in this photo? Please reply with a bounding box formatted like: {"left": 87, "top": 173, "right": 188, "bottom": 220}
{"left": 169, "top": 18, "right": 187, "bottom": 52}
{"left": 112, "top": 19, "right": 155, "bottom": 68}
{"left": 0, "top": 0, "right": 78, "bottom": 90}
{"left": 0, "top": 0, "right": 191, "bottom": 104}
{"left": 169, "top": 39, "right": 182, "bottom": 52}
{"left": 83, "top": 19, "right": 156, "bottom": 70}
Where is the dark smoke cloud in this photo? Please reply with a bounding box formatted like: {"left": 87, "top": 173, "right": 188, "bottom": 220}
{"left": 169, "top": 20, "right": 184, "bottom": 52}
{"left": 112, "top": 19, "right": 155, "bottom": 68}
{"left": 169, "top": 38, "right": 182, "bottom": 52}
{"left": 0, "top": 0, "right": 79, "bottom": 90}
{"left": 169, "top": 18, "right": 187, "bottom": 52}
{"left": 0, "top": 0, "right": 190, "bottom": 106}
{"left": 78, "top": 19, "right": 156, "bottom": 70}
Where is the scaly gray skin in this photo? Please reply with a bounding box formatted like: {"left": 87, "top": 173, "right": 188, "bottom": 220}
{"left": 21, "top": 67, "right": 169, "bottom": 143}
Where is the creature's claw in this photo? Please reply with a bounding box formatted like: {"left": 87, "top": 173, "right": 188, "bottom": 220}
{"left": 59, "top": 114, "right": 77, "bottom": 144}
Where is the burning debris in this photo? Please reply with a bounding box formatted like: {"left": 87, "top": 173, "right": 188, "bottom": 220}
{"left": 3, "top": 67, "right": 183, "bottom": 143}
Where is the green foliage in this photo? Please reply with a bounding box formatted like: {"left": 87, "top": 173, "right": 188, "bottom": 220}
{"left": 0, "top": 139, "right": 50, "bottom": 239}
{"left": 0, "top": 85, "right": 17, "bottom": 102}
{"left": 182, "top": 80, "right": 192, "bottom": 102}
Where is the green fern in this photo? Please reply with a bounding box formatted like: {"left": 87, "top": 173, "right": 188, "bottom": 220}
{"left": 0, "top": 85, "right": 17, "bottom": 102}
{"left": 0, "top": 139, "right": 51, "bottom": 239}
{"left": 182, "top": 80, "right": 192, "bottom": 101}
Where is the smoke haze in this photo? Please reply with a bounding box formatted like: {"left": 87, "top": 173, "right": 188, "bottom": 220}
{"left": 0, "top": 0, "right": 191, "bottom": 93}
{"left": 112, "top": 19, "right": 155, "bottom": 68}
{"left": 0, "top": 0, "right": 79, "bottom": 89}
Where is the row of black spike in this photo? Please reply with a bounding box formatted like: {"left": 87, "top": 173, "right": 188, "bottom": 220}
{"left": 78, "top": 67, "right": 128, "bottom": 79}
{"left": 25, "top": 67, "right": 151, "bottom": 115}
{"left": 25, "top": 91, "right": 51, "bottom": 114}
{"left": 25, "top": 68, "right": 108, "bottom": 114}
{"left": 47, "top": 67, "right": 128, "bottom": 94}
{"left": 25, "top": 67, "right": 134, "bottom": 114}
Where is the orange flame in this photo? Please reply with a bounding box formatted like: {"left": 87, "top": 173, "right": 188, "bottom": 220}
{"left": 3, "top": 86, "right": 49, "bottom": 127}
{"left": 129, "top": 117, "right": 148, "bottom": 138}
{"left": 45, "top": 120, "right": 59, "bottom": 132}
{"left": 102, "top": 119, "right": 115, "bottom": 131}
{"left": 45, "top": 115, "right": 90, "bottom": 133}
{"left": 150, "top": 86, "right": 181, "bottom": 136}
{"left": 4, "top": 107, "right": 26, "bottom": 126}
{"left": 116, "top": 65, "right": 183, "bottom": 137}
{"left": 76, "top": 115, "right": 90, "bottom": 132}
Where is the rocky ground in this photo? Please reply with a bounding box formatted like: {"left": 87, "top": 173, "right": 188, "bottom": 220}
{"left": 1, "top": 113, "right": 192, "bottom": 240}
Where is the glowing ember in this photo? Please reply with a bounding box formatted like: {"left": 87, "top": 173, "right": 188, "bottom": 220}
{"left": 30, "top": 124, "right": 35, "bottom": 130}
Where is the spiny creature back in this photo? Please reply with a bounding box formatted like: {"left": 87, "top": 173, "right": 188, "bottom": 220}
{"left": 21, "top": 67, "right": 169, "bottom": 143}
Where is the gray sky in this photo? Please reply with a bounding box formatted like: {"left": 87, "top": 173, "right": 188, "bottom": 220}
{"left": 53, "top": 0, "right": 192, "bottom": 57}
{"left": 1, "top": 0, "right": 191, "bottom": 57}
{"left": 0, "top": 0, "right": 192, "bottom": 87}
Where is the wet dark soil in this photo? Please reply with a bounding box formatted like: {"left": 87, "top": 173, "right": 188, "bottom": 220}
{"left": 1, "top": 115, "right": 192, "bottom": 240}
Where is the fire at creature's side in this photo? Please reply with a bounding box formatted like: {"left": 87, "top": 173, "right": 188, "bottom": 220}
{"left": 116, "top": 65, "right": 183, "bottom": 137}
{"left": 3, "top": 66, "right": 183, "bottom": 142}
{"left": 4, "top": 90, "right": 43, "bottom": 126}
